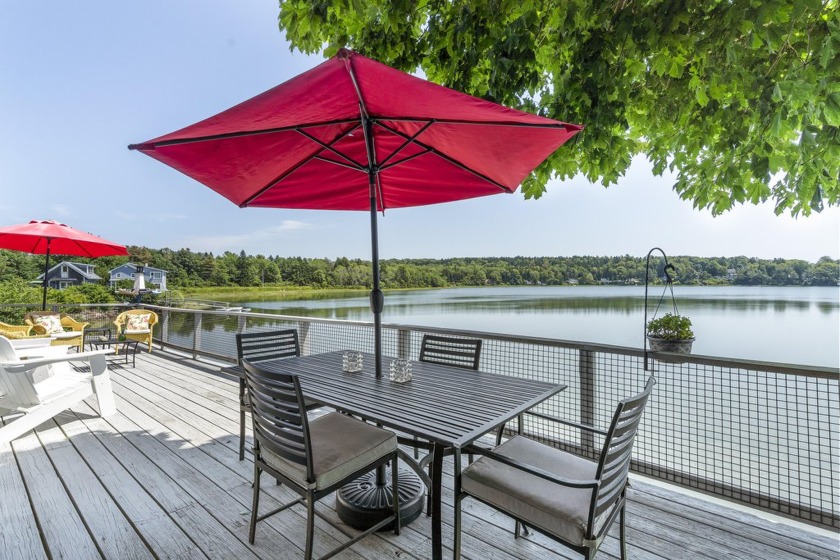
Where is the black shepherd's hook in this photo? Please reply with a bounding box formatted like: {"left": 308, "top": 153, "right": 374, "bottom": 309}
{"left": 663, "top": 263, "right": 675, "bottom": 284}
{"left": 644, "top": 248, "right": 676, "bottom": 371}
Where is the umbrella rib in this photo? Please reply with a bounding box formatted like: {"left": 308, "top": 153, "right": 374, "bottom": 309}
{"left": 242, "top": 124, "right": 366, "bottom": 206}
{"left": 376, "top": 120, "right": 435, "bottom": 169}
{"left": 296, "top": 126, "right": 366, "bottom": 171}
{"left": 312, "top": 155, "right": 368, "bottom": 173}
{"left": 373, "top": 116, "right": 571, "bottom": 130}
{"left": 374, "top": 120, "right": 513, "bottom": 193}
{"left": 127, "top": 119, "right": 568, "bottom": 152}
{"left": 127, "top": 118, "right": 362, "bottom": 150}
{"left": 378, "top": 149, "right": 431, "bottom": 173}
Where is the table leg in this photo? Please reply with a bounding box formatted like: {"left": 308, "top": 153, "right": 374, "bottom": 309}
{"left": 431, "top": 442, "right": 445, "bottom": 560}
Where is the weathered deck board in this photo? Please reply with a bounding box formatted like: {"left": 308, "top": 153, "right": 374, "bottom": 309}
{"left": 9, "top": 426, "right": 100, "bottom": 559}
{"left": 106, "top": 362, "right": 412, "bottom": 559}
{"left": 1, "top": 350, "right": 836, "bottom": 560}
{"left": 31, "top": 415, "right": 154, "bottom": 559}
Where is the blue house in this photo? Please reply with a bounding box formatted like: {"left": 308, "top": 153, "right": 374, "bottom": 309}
{"left": 108, "top": 263, "right": 168, "bottom": 291}
{"left": 32, "top": 261, "right": 103, "bottom": 290}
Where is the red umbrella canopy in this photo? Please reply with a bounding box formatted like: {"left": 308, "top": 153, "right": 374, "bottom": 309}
{"left": 0, "top": 220, "right": 128, "bottom": 257}
{"left": 129, "top": 48, "right": 583, "bottom": 211}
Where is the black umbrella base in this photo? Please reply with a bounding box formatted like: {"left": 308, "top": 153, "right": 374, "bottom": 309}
{"left": 336, "top": 466, "right": 425, "bottom": 531}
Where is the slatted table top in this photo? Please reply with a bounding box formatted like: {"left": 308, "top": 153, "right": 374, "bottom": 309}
{"left": 252, "top": 350, "right": 566, "bottom": 449}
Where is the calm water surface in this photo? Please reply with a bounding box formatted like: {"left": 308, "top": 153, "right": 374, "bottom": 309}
{"left": 241, "top": 286, "right": 839, "bottom": 368}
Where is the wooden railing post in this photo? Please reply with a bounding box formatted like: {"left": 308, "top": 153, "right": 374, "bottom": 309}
{"left": 397, "top": 327, "right": 411, "bottom": 359}
{"left": 193, "top": 312, "right": 202, "bottom": 360}
{"left": 160, "top": 308, "right": 169, "bottom": 351}
{"left": 299, "top": 321, "right": 312, "bottom": 356}
{"left": 579, "top": 349, "right": 596, "bottom": 454}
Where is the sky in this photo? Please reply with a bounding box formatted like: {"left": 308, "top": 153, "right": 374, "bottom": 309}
{"left": 1, "top": 2, "right": 838, "bottom": 263}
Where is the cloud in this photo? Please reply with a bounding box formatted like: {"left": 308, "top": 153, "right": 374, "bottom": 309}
{"left": 50, "top": 204, "right": 71, "bottom": 217}
{"left": 177, "top": 220, "right": 314, "bottom": 253}
{"left": 153, "top": 213, "right": 190, "bottom": 222}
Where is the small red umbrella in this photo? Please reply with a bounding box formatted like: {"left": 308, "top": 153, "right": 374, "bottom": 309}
{"left": 0, "top": 220, "right": 129, "bottom": 309}
{"left": 130, "top": 48, "right": 583, "bottom": 376}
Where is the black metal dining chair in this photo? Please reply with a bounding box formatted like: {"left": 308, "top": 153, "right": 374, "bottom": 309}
{"left": 416, "top": 335, "right": 483, "bottom": 464}
{"left": 242, "top": 360, "right": 400, "bottom": 559}
{"left": 419, "top": 334, "right": 482, "bottom": 370}
{"left": 409, "top": 334, "right": 482, "bottom": 513}
{"left": 234, "top": 329, "right": 318, "bottom": 460}
{"left": 454, "top": 376, "right": 655, "bottom": 560}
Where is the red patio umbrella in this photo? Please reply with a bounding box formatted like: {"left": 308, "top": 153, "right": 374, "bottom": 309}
{"left": 0, "top": 220, "right": 129, "bottom": 310}
{"left": 129, "top": 48, "right": 582, "bottom": 376}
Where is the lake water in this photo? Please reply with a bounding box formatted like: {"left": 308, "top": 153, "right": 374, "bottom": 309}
{"left": 241, "top": 286, "right": 840, "bottom": 368}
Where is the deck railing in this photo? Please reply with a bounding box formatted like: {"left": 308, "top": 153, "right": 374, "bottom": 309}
{"left": 3, "top": 302, "right": 837, "bottom": 530}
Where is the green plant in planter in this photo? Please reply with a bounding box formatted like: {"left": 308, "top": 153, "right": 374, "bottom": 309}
{"left": 646, "top": 313, "right": 694, "bottom": 341}
{"left": 646, "top": 313, "right": 695, "bottom": 354}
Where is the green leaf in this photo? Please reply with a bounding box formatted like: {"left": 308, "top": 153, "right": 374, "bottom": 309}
{"left": 695, "top": 87, "right": 709, "bottom": 107}
{"left": 824, "top": 93, "right": 840, "bottom": 127}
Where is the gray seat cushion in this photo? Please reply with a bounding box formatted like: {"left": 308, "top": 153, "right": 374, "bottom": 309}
{"left": 262, "top": 411, "right": 397, "bottom": 491}
{"left": 461, "top": 435, "right": 606, "bottom": 546}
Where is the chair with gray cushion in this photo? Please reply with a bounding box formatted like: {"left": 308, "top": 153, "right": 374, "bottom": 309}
{"left": 242, "top": 360, "right": 400, "bottom": 558}
{"left": 234, "top": 329, "right": 318, "bottom": 460}
{"left": 455, "top": 376, "right": 655, "bottom": 560}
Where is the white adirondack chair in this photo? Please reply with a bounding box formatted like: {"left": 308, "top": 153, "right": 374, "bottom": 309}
{"left": 0, "top": 336, "right": 116, "bottom": 444}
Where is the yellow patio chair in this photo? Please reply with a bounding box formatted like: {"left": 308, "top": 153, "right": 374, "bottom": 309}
{"left": 24, "top": 312, "right": 87, "bottom": 353}
{"left": 113, "top": 309, "right": 158, "bottom": 352}
{"left": 0, "top": 322, "right": 35, "bottom": 339}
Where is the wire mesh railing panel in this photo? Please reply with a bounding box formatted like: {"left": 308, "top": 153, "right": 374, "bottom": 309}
{"left": 641, "top": 360, "right": 839, "bottom": 528}
{"left": 53, "top": 304, "right": 837, "bottom": 530}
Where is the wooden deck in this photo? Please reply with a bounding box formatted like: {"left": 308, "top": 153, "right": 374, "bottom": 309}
{"left": 1, "top": 351, "right": 836, "bottom": 559}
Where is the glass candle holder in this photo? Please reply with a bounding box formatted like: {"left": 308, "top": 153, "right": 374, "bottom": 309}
{"left": 389, "top": 358, "right": 412, "bottom": 383}
{"left": 342, "top": 351, "right": 363, "bottom": 372}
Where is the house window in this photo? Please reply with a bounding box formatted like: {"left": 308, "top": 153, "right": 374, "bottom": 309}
{"left": 61, "top": 265, "right": 69, "bottom": 278}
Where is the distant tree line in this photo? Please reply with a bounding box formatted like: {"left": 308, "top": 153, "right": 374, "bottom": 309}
{"left": 1, "top": 248, "right": 837, "bottom": 292}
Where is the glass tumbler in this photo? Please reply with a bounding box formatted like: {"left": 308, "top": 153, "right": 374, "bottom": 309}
{"left": 389, "top": 359, "right": 412, "bottom": 382}
{"left": 342, "top": 351, "right": 363, "bottom": 372}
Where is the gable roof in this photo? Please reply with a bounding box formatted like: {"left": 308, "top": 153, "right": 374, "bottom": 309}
{"left": 108, "top": 262, "right": 167, "bottom": 275}
{"left": 35, "top": 261, "right": 102, "bottom": 281}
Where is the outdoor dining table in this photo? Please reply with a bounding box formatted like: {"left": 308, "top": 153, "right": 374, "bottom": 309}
{"left": 252, "top": 350, "right": 567, "bottom": 559}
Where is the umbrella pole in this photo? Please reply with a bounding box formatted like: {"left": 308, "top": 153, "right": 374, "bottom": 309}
{"left": 369, "top": 183, "right": 384, "bottom": 378}
{"left": 42, "top": 240, "right": 51, "bottom": 310}
{"left": 361, "top": 112, "right": 384, "bottom": 378}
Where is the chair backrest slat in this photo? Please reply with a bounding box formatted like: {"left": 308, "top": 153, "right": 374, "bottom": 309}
{"left": 591, "top": 377, "right": 654, "bottom": 524}
{"left": 419, "top": 335, "right": 482, "bottom": 370}
{"left": 242, "top": 360, "right": 314, "bottom": 479}
{"left": 237, "top": 330, "right": 300, "bottom": 365}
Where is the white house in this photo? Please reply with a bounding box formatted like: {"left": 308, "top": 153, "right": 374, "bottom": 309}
{"left": 108, "top": 263, "right": 167, "bottom": 291}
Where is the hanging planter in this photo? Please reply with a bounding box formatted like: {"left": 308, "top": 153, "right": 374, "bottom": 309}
{"left": 646, "top": 313, "right": 695, "bottom": 353}
{"left": 643, "top": 248, "right": 696, "bottom": 370}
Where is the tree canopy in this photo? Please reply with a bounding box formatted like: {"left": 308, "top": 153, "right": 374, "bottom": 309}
{"left": 277, "top": 0, "right": 839, "bottom": 216}
{"left": 2, "top": 248, "right": 837, "bottom": 294}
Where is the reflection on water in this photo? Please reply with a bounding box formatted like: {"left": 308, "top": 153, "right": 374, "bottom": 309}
{"left": 237, "top": 286, "right": 839, "bottom": 367}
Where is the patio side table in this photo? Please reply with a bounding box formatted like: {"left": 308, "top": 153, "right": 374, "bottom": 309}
{"left": 91, "top": 338, "right": 139, "bottom": 367}
{"left": 84, "top": 327, "right": 112, "bottom": 350}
